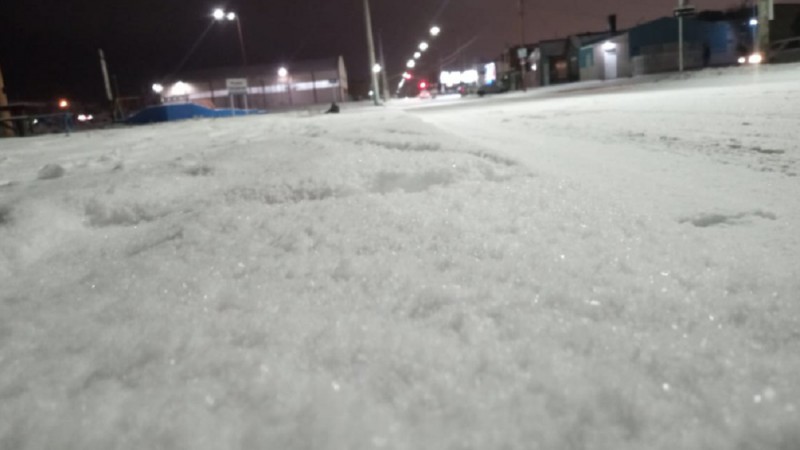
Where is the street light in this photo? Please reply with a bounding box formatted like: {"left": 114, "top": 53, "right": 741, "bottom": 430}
{"left": 152, "top": 83, "right": 164, "bottom": 94}
{"left": 172, "top": 81, "right": 189, "bottom": 96}
{"left": 278, "top": 66, "right": 289, "bottom": 78}
{"left": 372, "top": 63, "right": 382, "bottom": 73}
{"left": 212, "top": 8, "right": 247, "bottom": 66}
{"left": 407, "top": 60, "right": 416, "bottom": 68}
{"left": 430, "top": 26, "right": 441, "bottom": 37}
{"left": 419, "top": 42, "right": 429, "bottom": 51}
{"left": 414, "top": 51, "right": 421, "bottom": 59}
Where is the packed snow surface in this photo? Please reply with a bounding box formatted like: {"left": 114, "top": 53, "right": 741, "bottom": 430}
{"left": 1, "top": 65, "right": 799, "bottom": 449}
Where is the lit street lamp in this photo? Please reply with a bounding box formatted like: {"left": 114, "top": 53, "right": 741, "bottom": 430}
{"left": 419, "top": 42, "right": 429, "bottom": 52}
{"left": 172, "top": 81, "right": 189, "bottom": 96}
{"left": 414, "top": 51, "right": 421, "bottom": 59}
{"left": 407, "top": 60, "right": 416, "bottom": 69}
{"left": 212, "top": 8, "right": 247, "bottom": 66}
{"left": 430, "top": 26, "right": 441, "bottom": 37}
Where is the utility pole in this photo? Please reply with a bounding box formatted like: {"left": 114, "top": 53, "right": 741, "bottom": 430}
{"left": 519, "top": 0, "right": 528, "bottom": 91}
{"left": 362, "top": 0, "right": 381, "bottom": 105}
{"left": 98, "top": 49, "right": 117, "bottom": 121}
{"left": 378, "top": 31, "right": 391, "bottom": 101}
{"left": 678, "top": 0, "right": 685, "bottom": 71}
{"left": 0, "top": 64, "right": 12, "bottom": 137}
{"left": 757, "top": 0, "right": 773, "bottom": 54}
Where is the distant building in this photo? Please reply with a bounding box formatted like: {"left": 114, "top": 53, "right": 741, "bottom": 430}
{"left": 527, "top": 32, "right": 613, "bottom": 87}
{"left": 157, "top": 56, "right": 349, "bottom": 110}
{"left": 579, "top": 17, "right": 739, "bottom": 81}
{"left": 579, "top": 34, "right": 632, "bottom": 81}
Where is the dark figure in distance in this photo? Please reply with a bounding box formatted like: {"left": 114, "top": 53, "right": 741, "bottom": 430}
{"left": 325, "top": 102, "right": 340, "bottom": 114}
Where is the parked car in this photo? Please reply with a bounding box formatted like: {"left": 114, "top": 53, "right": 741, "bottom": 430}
{"left": 769, "top": 37, "right": 800, "bottom": 64}
{"left": 477, "top": 80, "right": 509, "bottom": 97}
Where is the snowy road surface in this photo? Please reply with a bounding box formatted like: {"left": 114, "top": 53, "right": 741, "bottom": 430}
{"left": 1, "top": 65, "right": 799, "bottom": 449}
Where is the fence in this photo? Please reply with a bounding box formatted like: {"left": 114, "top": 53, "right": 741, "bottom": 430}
{"left": 0, "top": 112, "right": 74, "bottom": 138}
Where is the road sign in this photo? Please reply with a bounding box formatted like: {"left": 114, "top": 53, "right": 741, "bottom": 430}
{"left": 226, "top": 78, "right": 248, "bottom": 95}
{"left": 673, "top": 6, "right": 696, "bottom": 17}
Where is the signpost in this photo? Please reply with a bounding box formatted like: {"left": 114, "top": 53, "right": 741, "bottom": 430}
{"left": 673, "top": 1, "right": 696, "bottom": 72}
{"left": 517, "top": 47, "right": 529, "bottom": 91}
{"left": 226, "top": 78, "right": 249, "bottom": 115}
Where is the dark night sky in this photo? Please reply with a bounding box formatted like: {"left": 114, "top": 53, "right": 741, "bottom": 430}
{"left": 1, "top": 0, "right": 793, "bottom": 103}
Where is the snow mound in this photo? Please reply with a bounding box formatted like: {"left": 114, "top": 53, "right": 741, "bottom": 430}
{"left": 37, "top": 164, "right": 65, "bottom": 180}
{"left": 0, "top": 90, "right": 799, "bottom": 450}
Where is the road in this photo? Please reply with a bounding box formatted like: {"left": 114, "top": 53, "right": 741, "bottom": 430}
{"left": 408, "top": 65, "right": 800, "bottom": 267}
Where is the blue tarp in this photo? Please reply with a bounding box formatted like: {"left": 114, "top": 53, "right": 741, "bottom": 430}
{"left": 126, "top": 103, "right": 265, "bottom": 125}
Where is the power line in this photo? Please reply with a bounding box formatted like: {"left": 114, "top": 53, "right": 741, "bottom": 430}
{"left": 164, "top": 21, "right": 216, "bottom": 81}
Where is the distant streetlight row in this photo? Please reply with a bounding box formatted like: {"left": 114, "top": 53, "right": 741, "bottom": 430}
{"left": 362, "top": 0, "right": 441, "bottom": 103}
{"left": 398, "top": 26, "right": 441, "bottom": 93}
{"left": 405, "top": 29, "right": 438, "bottom": 69}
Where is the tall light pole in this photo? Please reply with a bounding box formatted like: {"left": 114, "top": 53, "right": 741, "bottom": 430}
{"left": 519, "top": 0, "right": 528, "bottom": 91}
{"left": 679, "top": 0, "right": 684, "bottom": 72}
{"left": 378, "top": 31, "right": 391, "bottom": 101}
{"left": 362, "top": 0, "right": 381, "bottom": 105}
{"left": 757, "top": 0, "right": 772, "bottom": 55}
{"left": 213, "top": 8, "right": 247, "bottom": 66}
{"left": 0, "top": 64, "right": 12, "bottom": 137}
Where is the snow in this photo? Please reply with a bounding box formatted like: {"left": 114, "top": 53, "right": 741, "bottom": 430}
{"left": 1, "top": 64, "right": 799, "bottom": 449}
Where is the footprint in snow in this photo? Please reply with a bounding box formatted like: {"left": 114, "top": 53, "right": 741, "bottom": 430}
{"left": 680, "top": 210, "right": 777, "bottom": 228}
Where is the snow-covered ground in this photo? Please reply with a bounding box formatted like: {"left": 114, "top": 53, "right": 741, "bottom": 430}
{"left": 1, "top": 65, "right": 799, "bottom": 449}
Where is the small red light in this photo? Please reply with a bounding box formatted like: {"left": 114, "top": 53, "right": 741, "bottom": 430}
{"left": 419, "top": 81, "right": 427, "bottom": 89}
{"left": 58, "top": 99, "right": 69, "bottom": 109}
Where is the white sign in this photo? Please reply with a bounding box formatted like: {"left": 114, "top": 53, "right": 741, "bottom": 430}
{"left": 673, "top": 7, "right": 695, "bottom": 17}
{"left": 439, "top": 70, "right": 480, "bottom": 87}
{"left": 484, "top": 63, "right": 497, "bottom": 85}
{"left": 226, "top": 78, "right": 249, "bottom": 95}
